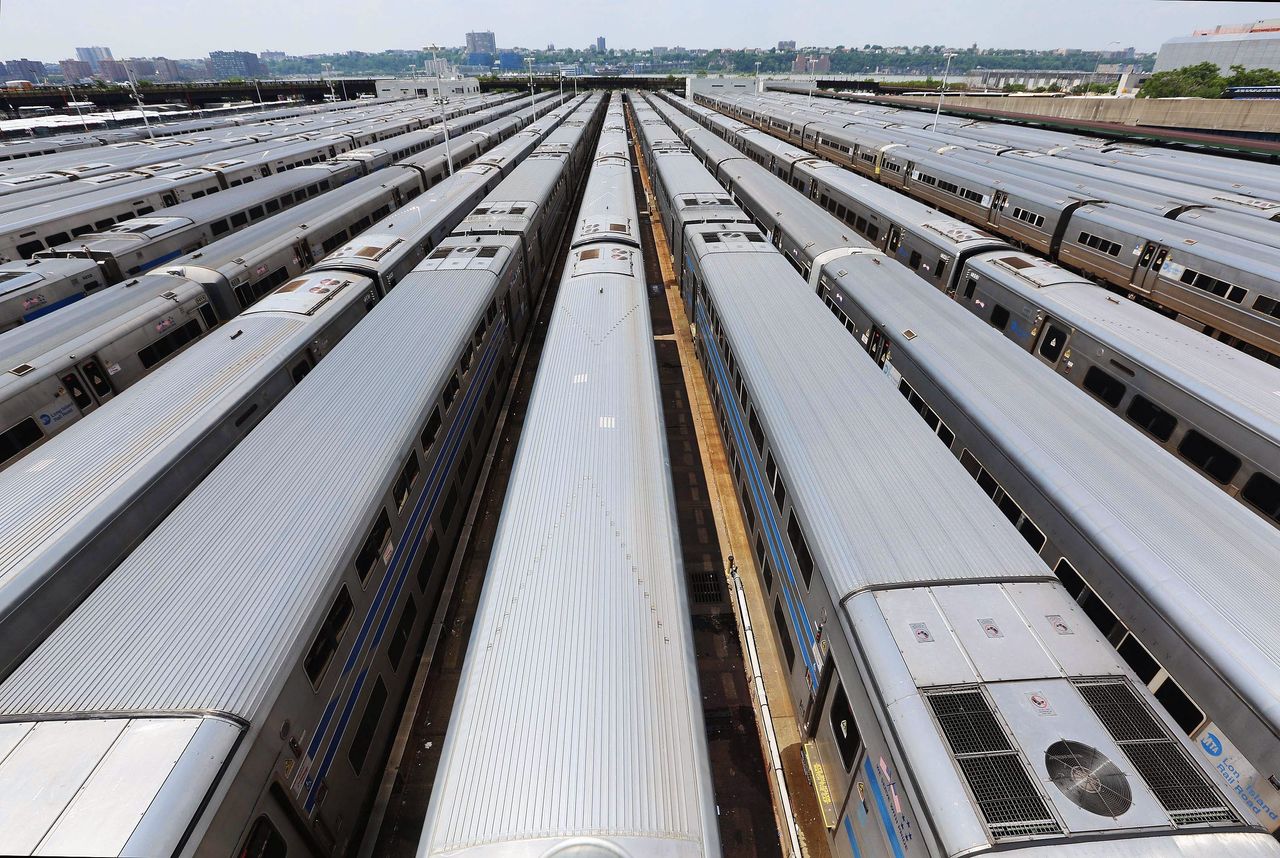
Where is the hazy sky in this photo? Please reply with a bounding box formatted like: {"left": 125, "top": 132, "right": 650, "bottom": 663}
{"left": 3, "top": 0, "right": 1279, "bottom": 59}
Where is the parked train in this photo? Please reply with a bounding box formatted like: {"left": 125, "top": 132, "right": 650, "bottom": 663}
{"left": 638, "top": 90, "right": 1280, "bottom": 834}
{"left": 419, "top": 93, "right": 722, "bottom": 858}
{"left": 0, "top": 95, "right": 559, "bottom": 471}
{"left": 0, "top": 93, "right": 604, "bottom": 858}
{"left": 656, "top": 91, "right": 1280, "bottom": 529}
{"left": 695, "top": 91, "right": 1280, "bottom": 365}
{"left": 631, "top": 89, "right": 1279, "bottom": 858}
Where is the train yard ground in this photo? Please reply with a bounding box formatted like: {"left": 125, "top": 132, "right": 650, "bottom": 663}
{"left": 357, "top": 106, "right": 814, "bottom": 858}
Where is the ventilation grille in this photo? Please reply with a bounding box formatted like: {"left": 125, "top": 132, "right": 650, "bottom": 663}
{"left": 689, "top": 570, "right": 724, "bottom": 605}
{"left": 928, "top": 690, "right": 1061, "bottom": 838}
{"left": 1076, "top": 680, "right": 1238, "bottom": 827}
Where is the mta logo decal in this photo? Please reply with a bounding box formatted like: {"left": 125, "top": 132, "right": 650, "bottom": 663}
{"left": 1200, "top": 733, "right": 1223, "bottom": 757}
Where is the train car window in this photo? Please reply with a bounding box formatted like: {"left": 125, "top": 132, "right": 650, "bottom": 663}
{"left": 1241, "top": 473, "right": 1280, "bottom": 524}
{"left": 249, "top": 205, "right": 264, "bottom": 220}
{"left": 290, "top": 359, "right": 312, "bottom": 384}
{"left": 265, "top": 199, "right": 281, "bottom": 214}
{"left": 1118, "top": 634, "right": 1161, "bottom": 685}
{"left": 1037, "top": 325, "right": 1068, "bottom": 363}
{"left": 135, "top": 207, "right": 154, "bottom": 217}
{"left": 15, "top": 240, "right": 43, "bottom": 258}
{"left": 239, "top": 816, "right": 287, "bottom": 858}
{"left": 774, "top": 475, "right": 787, "bottom": 510}
{"left": 865, "top": 224, "right": 879, "bottom": 242}
{"left": 741, "top": 484, "right": 756, "bottom": 532}
{"left": 908, "top": 250, "right": 922, "bottom": 270}
{"left": 1053, "top": 557, "right": 1086, "bottom": 599}
{"left": 304, "top": 586, "right": 353, "bottom": 686}
{"left": 0, "top": 417, "right": 43, "bottom": 463}
{"left": 1153, "top": 678, "right": 1204, "bottom": 735}
{"left": 347, "top": 676, "right": 387, "bottom": 776}
{"left": 441, "top": 483, "right": 460, "bottom": 530}
{"left": 989, "top": 305, "right": 1010, "bottom": 331}
{"left": 754, "top": 534, "right": 766, "bottom": 565}
{"left": 1080, "top": 590, "right": 1120, "bottom": 638}
{"left": 71, "top": 224, "right": 92, "bottom": 237}
{"left": 388, "top": 596, "right": 417, "bottom": 672}
{"left": 787, "top": 511, "right": 815, "bottom": 587}
{"left": 394, "top": 453, "right": 421, "bottom": 511}
{"left": 138, "top": 319, "right": 202, "bottom": 369}
{"left": 773, "top": 598, "right": 796, "bottom": 670}
{"left": 45, "top": 232, "right": 69, "bottom": 246}
{"left": 830, "top": 683, "right": 863, "bottom": 771}
{"left": 760, "top": 556, "right": 774, "bottom": 592}
{"left": 1177, "top": 430, "right": 1241, "bottom": 484}
{"left": 1125, "top": 395, "right": 1177, "bottom": 442}
{"left": 198, "top": 304, "right": 218, "bottom": 330}
{"left": 355, "top": 510, "right": 392, "bottom": 584}
{"left": 210, "top": 219, "right": 230, "bottom": 237}
{"left": 936, "top": 258, "right": 948, "bottom": 282}
{"left": 963, "top": 277, "right": 977, "bottom": 301}
{"left": 415, "top": 532, "right": 440, "bottom": 593}
{"left": 1082, "top": 366, "right": 1126, "bottom": 408}
{"left": 765, "top": 452, "right": 777, "bottom": 487}
{"left": 748, "top": 408, "right": 765, "bottom": 453}
{"left": 1254, "top": 295, "right": 1280, "bottom": 320}
{"left": 442, "top": 376, "right": 459, "bottom": 411}
{"left": 94, "top": 218, "right": 115, "bottom": 231}
{"left": 230, "top": 212, "right": 249, "bottom": 228}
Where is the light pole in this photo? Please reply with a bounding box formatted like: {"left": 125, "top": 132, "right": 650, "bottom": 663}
{"left": 525, "top": 56, "right": 535, "bottom": 111}
{"left": 559, "top": 67, "right": 564, "bottom": 100}
{"left": 807, "top": 57, "right": 817, "bottom": 105}
{"left": 427, "top": 45, "right": 454, "bottom": 176}
{"left": 322, "top": 63, "right": 336, "bottom": 101}
{"left": 124, "top": 63, "right": 154, "bottom": 140}
{"left": 933, "top": 51, "right": 957, "bottom": 130}
{"left": 66, "top": 86, "right": 88, "bottom": 132}
{"left": 754, "top": 60, "right": 761, "bottom": 93}
{"left": 253, "top": 78, "right": 264, "bottom": 110}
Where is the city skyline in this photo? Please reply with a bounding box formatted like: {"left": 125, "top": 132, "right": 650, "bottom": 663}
{"left": 3, "top": 0, "right": 1278, "bottom": 59}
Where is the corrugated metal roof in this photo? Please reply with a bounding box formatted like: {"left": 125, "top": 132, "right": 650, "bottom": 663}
{"left": 0, "top": 268, "right": 494, "bottom": 719}
{"left": 699, "top": 250, "right": 1047, "bottom": 598}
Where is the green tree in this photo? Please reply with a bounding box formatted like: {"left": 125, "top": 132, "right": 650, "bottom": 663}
{"left": 1223, "top": 64, "right": 1280, "bottom": 88}
{"left": 1138, "top": 62, "right": 1226, "bottom": 98}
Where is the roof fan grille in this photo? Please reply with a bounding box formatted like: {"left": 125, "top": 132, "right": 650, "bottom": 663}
{"left": 928, "top": 690, "right": 1061, "bottom": 839}
{"left": 1045, "top": 740, "right": 1133, "bottom": 817}
{"left": 1075, "top": 679, "right": 1238, "bottom": 827}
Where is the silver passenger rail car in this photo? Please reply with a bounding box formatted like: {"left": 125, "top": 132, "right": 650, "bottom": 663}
{"left": 0, "top": 99, "right": 577, "bottom": 470}
{"left": 420, "top": 93, "right": 722, "bottom": 858}
{"left": 0, "top": 257, "right": 107, "bottom": 333}
{"left": 958, "top": 251, "right": 1280, "bottom": 527}
{"left": 0, "top": 95, "right": 604, "bottom": 858}
{"left": 629, "top": 91, "right": 1280, "bottom": 858}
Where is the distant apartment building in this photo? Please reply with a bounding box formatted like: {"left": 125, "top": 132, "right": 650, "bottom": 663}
{"left": 422, "top": 58, "right": 451, "bottom": 77}
{"left": 778, "top": 40, "right": 797, "bottom": 51}
{"left": 466, "top": 31, "right": 497, "bottom": 55}
{"left": 652, "top": 46, "right": 669, "bottom": 58}
{"left": 4, "top": 58, "right": 46, "bottom": 83}
{"left": 97, "top": 59, "right": 130, "bottom": 82}
{"left": 792, "top": 53, "right": 830, "bottom": 73}
{"left": 0, "top": 62, "right": 7, "bottom": 79}
{"left": 497, "top": 51, "right": 524, "bottom": 71}
{"left": 1156, "top": 19, "right": 1280, "bottom": 72}
{"left": 59, "top": 59, "right": 93, "bottom": 82}
{"left": 596, "top": 36, "right": 606, "bottom": 53}
{"left": 207, "top": 51, "right": 266, "bottom": 80}
{"left": 259, "top": 51, "right": 287, "bottom": 63}
{"left": 75, "top": 46, "right": 113, "bottom": 72}
{"left": 154, "top": 57, "right": 183, "bottom": 83}
{"left": 126, "top": 58, "right": 157, "bottom": 78}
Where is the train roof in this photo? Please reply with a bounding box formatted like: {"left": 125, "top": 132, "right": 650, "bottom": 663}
{"left": 0, "top": 265, "right": 495, "bottom": 720}
{"left": 692, "top": 233, "right": 1049, "bottom": 598}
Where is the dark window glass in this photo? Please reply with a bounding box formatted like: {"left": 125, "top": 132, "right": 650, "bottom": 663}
{"left": 748, "top": 408, "right": 765, "bottom": 453}
{"left": 17, "top": 241, "right": 44, "bottom": 260}
{"left": 1125, "top": 395, "right": 1177, "bottom": 442}
{"left": 1118, "top": 634, "right": 1160, "bottom": 684}
{"left": 963, "top": 278, "right": 977, "bottom": 300}
{"left": 1054, "top": 557, "right": 1086, "bottom": 599}
{"left": 773, "top": 475, "right": 787, "bottom": 510}
{"left": 1038, "top": 325, "right": 1067, "bottom": 363}
{"left": 138, "top": 320, "right": 202, "bottom": 369}
{"left": 830, "top": 683, "right": 862, "bottom": 771}
{"left": 741, "top": 485, "right": 756, "bottom": 531}
{"left": 60, "top": 372, "right": 92, "bottom": 409}
{"left": 1083, "top": 366, "right": 1126, "bottom": 408}
{"left": 774, "top": 598, "right": 796, "bottom": 670}
{"left": 0, "top": 418, "right": 43, "bottom": 463}
{"left": 442, "top": 483, "right": 459, "bottom": 529}
{"left": 394, "top": 453, "right": 420, "bottom": 511}
{"left": 1242, "top": 472, "right": 1280, "bottom": 523}
{"left": 1154, "top": 679, "right": 1204, "bottom": 735}
{"left": 754, "top": 534, "right": 766, "bottom": 565}
{"left": 989, "top": 305, "right": 1010, "bottom": 331}
{"left": 442, "top": 376, "right": 460, "bottom": 410}
{"left": 388, "top": 596, "right": 417, "bottom": 671}
{"left": 1177, "top": 430, "right": 1241, "bottom": 484}
{"left": 760, "top": 557, "right": 773, "bottom": 592}
{"left": 1080, "top": 591, "right": 1120, "bottom": 637}
{"left": 355, "top": 510, "right": 392, "bottom": 583}
{"left": 305, "top": 586, "right": 353, "bottom": 685}
{"left": 416, "top": 532, "right": 440, "bottom": 593}
{"left": 239, "top": 816, "right": 287, "bottom": 858}
{"left": 787, "top": 511, "right": 814, "bottom": 586}
{"left": 347, "top": 676, "right": 387, "bottom": 775}
{"left": 230, "top": 212, "right": 248, "bottom": 228}
{"left": 421, "top": 406, "right": 442, "bottom": 451}
{"left": 908, "top": 250, "right": 921, "bottom": 270}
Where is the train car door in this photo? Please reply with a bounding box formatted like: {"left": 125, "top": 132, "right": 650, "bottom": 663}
{"left": 1033, "top": 319, "right": 1071, "bottom": 368}
{"left": 1132, "top": 242, "right": 1169, "bottom": 294}
{"left": 77, "top": 357, "right": 114, "bottom": 404}
{"left": 988, "top": 191, "right": 1008, "bottom": 229}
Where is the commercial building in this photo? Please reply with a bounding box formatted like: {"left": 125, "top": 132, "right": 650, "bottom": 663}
{"left": 466, "top": 31, "right": 497, "bottom": 55}
{"left": 596, "top": 36, "right": 607, "bottom": 53}
{"left": 126, "top": 58, "right": 157, "bottom": 78}
{"left": 1156, "top": 20, "right": 1280, "bottom": 72}
{"left": 96, "top": 59, "right": 130, "bottom": 83}
{"left": 154, "top": 57, "right": 183, "bottom": 83}
{"left": 375, "top": 76, "right": 480, "bottom": 100}
{"left": 778, "top": 40, "right": 797, "bottom": 51}
{"left": 259, "top": 51, "right": 287, "bottom": 63}
{"left": 59, "top": 59, "right": 93, "bottom": 82}
{"left": 3, "top": 59, "right": 46, "bottom": 83}
{"left": 75, "top": 46, "right": 113, "bottom": 72}
{"left": 207, "top": 51, "right": 267, "bottom": 80}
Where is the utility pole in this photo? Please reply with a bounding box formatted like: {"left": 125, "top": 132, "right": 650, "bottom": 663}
{"left": 525, "top": 56, "right": 535, "bottom": 111}
{"left": 933, "top": 51, "right": 957, "bottom": 130}
{"left": 754, "top": 60, "right": 762, "bottom": 93}
{"left": 124, "top": 62, "right": 154, "bottom": 140}
{"left": 807, "top": 57, "right": 817, "bottom": 106}
{"left": 253, "top": 78, "right": 264, "bottom": 110}
{"left": 66, "top": 86, "right": 88, "bottom": 132}
{"left": 427, "top": 45, "right": 454, "bottom": 175}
